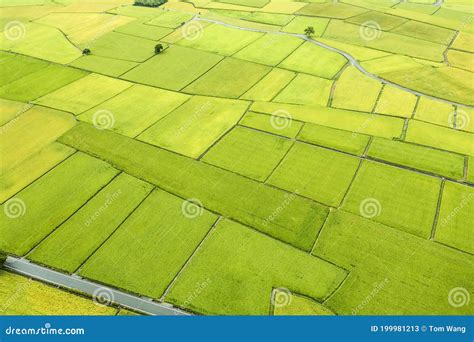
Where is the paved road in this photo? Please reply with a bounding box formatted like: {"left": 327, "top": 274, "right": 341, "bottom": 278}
{"left": 4, "top": 257, "right": 189, "bottom": 316}
{"left": 194, "top": 16, "right": 472, "bottom": 109}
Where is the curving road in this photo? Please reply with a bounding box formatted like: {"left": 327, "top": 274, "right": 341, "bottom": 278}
{"left": 3, "top": 257, "right": 189, "bottom": 316}
{"left": 194, "top": 17, "right": 472, "bottom": 109}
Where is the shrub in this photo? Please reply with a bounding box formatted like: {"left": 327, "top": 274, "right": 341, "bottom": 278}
{"left": 82, "top": 48, "right": 91, "bottom": 55}
{"left": 304, "top": 26, "right": 315, "bottom": 38}
{"left": 0, "top": 250, "right": 7, "bottom": 267}
{"left": 134, "top": 0, "right": 167, "bottom": 7}
{"left": 155, "top": 44, "right": 164, "bottom": 54}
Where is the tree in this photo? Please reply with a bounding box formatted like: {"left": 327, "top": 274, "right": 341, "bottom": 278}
{"left": 82, "top": 48, "right": 91, "bottom": 55}
{"left": 304, "top": 26, "right": 315, "bottom": 38}
{"left": 155, "top": 44, "right": 164, "bottom": 54}
{"left": 0, "top": 250, "right": 7, "bottom": 267}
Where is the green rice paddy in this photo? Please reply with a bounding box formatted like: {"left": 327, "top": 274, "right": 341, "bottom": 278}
{"left": 0, "top": 0, "right": 472, "bottom": 317}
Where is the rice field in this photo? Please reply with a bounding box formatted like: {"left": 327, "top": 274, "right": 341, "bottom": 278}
{"left": 0, "top": 0, "right": 473, "bottom": 317}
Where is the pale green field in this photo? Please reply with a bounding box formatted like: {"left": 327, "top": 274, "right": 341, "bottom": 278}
{"left": 1, "top": 0, "right": 473, "bottom": 316}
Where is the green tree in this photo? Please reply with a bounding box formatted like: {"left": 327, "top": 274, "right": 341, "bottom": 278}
{"left": 155, "top": 44, "right": 164, "bottom": 54}
{"left": 304, "top": 26, "right": 315, "bottom": 38}
{"left": 0, "top": 250, "right": 7, "bottom": 267}
{"left": 82, "top": 48, "right": 91, "bottom": 55}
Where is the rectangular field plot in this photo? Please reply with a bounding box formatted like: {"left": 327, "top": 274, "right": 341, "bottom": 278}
{"left": 85, "top": 32, "right": 157, "bottom": 62}
{"left": 447, "top": 49, "right": 474, "bottom": 73}
{"left": 414, "top": 96, "right": 454, "bottom": 127}
{"left": 241, "top": 68, "right": 295, "bottom": 102}
{"left": 391, "top": 21, "right": 455, "bottom": 45}
{"left": 114, "top": 18, "right": 173, "bottom": 41}
{"left": 177, "top": 23, "right": 263, "bottom": 56}
{"left": 202, "top": 126, "right": 293, "bottom": 181}
{"left": 282, "top": 16, "right": 329, "bottom": 36}
{"left": 69, "top": 55, "right": 137, "bottom": 77}
{"left": 0, "top": 64, "right": 88, "bottom": 102}
{"left": 313, "top": 210, "right": 474, "bottom": 315}
{"left": 59, "top": 124, "right": 329, "bottom": 251}
{"left": 146, "top": 11, "right": 194, "bottom": 29}
{"left": 273, "top": 74, "right": 333, "bottom": 107}
{"left": 78, "top": 189, "right": 217, "bottom": 299}
{"left": 347, "top": 11, "right": 407, "bottom": 31}
{"left": 0, "top": 142, "right": 74, "bottom": 204}
{"left": 268, "top": 143, "right": 360, "bottom": 207}
{"left": 239, "top": 111, "right": 303, "bottom": 139}
{"left": 0, "top": 271, "right": 117, "bottom": 315}
{"left": 374, "top": 85, "right": 418, "bottom": 118}
{"left": 0, "top": 106, "right": 76, "bottom": 173}
{"left": 78, "top": 85, "right": 190, "bottom": 137}
{"left": 244, "top": 12, "right": 293, "bottom": 26}
{"left": 35, "top": 74, "right": 133, "bottom": 115}
{"left": 368, "top": 138, "right": 465, "bottom": 179}
{"left": 435, "top": 182, "right": 473, "bottom": 254}
{"left": 166, "top": 219, "right": 347, "bottom": 315}
{"left": 233, "top": 34, "right": 303, "bottom": 66}
{"left": 137, "top": 96, "right": 247, "bottom": 158}
{"left": 451, "top": 31, "right": 474, "bottom": 53}
{"left": 0, "top": 152, "right": 118, "bottom": 256}
{"left": 251, "top": 102, "right": 405, "bottom": 139}
{"left": 405, "top": 120, "right": 474, "bottom": 156}
{"left": 0, "top": 53, "right": 48, "bottom": 87}
{"left": 0, "top": 98, "right": 29, "bottom": 126}
{"left": 297, "top": 3, "right": 368, "bottom": 19}
{"left": 29, "top": 173, "right": 153, "bottom": 273}
{"left": 298, "top": 124, "right": 370, "bottom": 156}
{"left": 183, "top": 58, "right": 271, "bottom": 98}
{"left": 279, "top": 42, "right": 347, "bottom": 79}
{"left": 342, "top": 161, "right": 441, "bottom": 238}
{"left": 332, "top": 66, "right": 382, "bottom": 112}
{"left": 121, "top": 45, "right": 223, "bottom": 91}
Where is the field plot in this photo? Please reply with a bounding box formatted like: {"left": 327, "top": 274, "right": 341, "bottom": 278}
{"left": 0, "top": 271, "right": 117, "bottom": 315}
{"left": 202, "top": 126, "right": 293, "bottom": 181}
{"left": 342, "top": 161, "right": 441, "bottom": 238}
{"left": 79, "top": 189, "right": 217, "bottom": 299}
{"left": 1, "top": 0, "right": 473, "bottom": 317}
{"left": 268, "top": 143, "right": 360, "bottom": 207}
{"left": 122, "top": 45, "right": 223, "bottom": 91}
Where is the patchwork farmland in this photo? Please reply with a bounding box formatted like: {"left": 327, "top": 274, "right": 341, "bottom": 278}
{"left": 0, "top": 0, "right": 473, "bottom": 316}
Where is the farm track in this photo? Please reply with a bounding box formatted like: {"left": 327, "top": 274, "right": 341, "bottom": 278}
{"left": 4, "top": 257, "right": 189, "bottom": 316}
{"left": 194, "top": 17, "right": 473, "bottom": 109}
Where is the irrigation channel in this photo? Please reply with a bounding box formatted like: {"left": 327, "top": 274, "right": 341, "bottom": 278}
{"left": 4, "top": 256, "right": 189, "bottom": 316}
